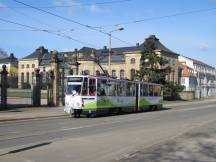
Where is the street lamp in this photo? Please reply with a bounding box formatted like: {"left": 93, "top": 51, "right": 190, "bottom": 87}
{"left": 108, "top": 27, "right": 124, "bottom": 76}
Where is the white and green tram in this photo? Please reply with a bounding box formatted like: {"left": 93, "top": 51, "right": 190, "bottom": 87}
{"left": 64, "top": 75, "right": 163, "bottom": 117}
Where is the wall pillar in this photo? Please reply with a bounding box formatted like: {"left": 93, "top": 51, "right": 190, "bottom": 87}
{"left": 50, "top": 51, "right": 59, "bottom": 106}
{"left": 32, "top": 68, "right": 41, "bottom": 106}
{"left": 0, "top": 65, "right": 8, "bottom": 109}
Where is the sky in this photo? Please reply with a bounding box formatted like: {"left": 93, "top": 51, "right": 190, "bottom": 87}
{"left": 0, "top": 0, "right": 215, "bottom": 67}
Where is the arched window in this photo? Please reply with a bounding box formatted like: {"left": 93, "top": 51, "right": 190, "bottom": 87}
{"left": 104, "top": 70, "right": 108, "bottom": 76}
{"left": 120, "top": 69, "right": 124, "bottom": 79}
{"left": 68, "top": 69, "right": 73, "bottom": 75}
{"left": 84, "top": 70, "right": 89, "bottom": 75}
{"left": 130, "top": 58, "right": 136, "bottom": 64}
{"left": 32, "top": 64, "right": 35, "bottom": 68}
{"left": 96, "top": 70, "right": 100, "bottom": 76}
{"left": 130, "top": 69, "right": 136, "bottom": 80}
{"left": 26, "top": 64, "right": 30, "bottom": 68}
{"left": 112, "top": 70, "right": 116, "bottom": 78}
{"left": 21, "top": 72, "right": 24, "bottom": 84}
{"left": 26, "top": 72, "right": 29, "bottom": 83}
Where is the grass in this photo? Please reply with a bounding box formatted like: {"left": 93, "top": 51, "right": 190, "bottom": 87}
{"left": 7, "top": 88, "right": 47, "bottom": 99}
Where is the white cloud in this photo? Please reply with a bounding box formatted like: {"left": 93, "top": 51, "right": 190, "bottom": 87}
{"left": 199, "top": 43, "right": 209, "bottom": 52}
{"left": 52, "top": 0, "right": 110, "bottom": 14}
{"left": 52, "top": 0, "right": 81, "bottom": 15}
{"left": 89, "top": 4, "right": 101, "bottom": 13}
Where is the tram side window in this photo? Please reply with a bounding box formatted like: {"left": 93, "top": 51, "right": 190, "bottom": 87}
{"left": 143, "top": 84, "right": 149, "bottom": 96}
{"left": 89, "top": 78, "right": 96, "bottom": 96}
{"left": 119, "top": 82, "right": 126, "bottom": 96}
{"left": 109, "top": 81, "right": 116, "bottom": 96}
{"left": 97, "top": 79, "right": 108, "bottom": 96}
{"left": 132, "top": 83, "right": 136, "bottom": 96}
{"left": 82, "top": 77, "right": 88, "bottom": 95}
{"left": 149, "top": 85, "right": 154, "bottom": 96}
{"left": 140, "top": 84, "right": 143, "bottom": 96}
{"left": 154, "top": 86, "right": 161, "bottom": 96}
{"left": 116, "top": 81, "right": 125, "bottom": 96}
{"left": 126, "top": 83, "right": 133, "bottom": 96}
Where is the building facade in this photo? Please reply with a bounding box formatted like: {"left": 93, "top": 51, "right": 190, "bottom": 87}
{"left": 178, "top": 55, "right": 216, "bottom": 98}
{"left": 18, "top": 46, "right": 49, "bottom": 88}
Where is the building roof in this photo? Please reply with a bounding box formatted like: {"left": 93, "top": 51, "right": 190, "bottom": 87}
{"left": 21, "top": 46, "right": 49, "bottom": 60}
{"left": 184, "top": 56, "right": 215, "bottom": 69}
{"left": 0, "top": 53, "right": 18, "bottom": 64}
{"left": 39, "top": 35, "right": 179, "bottom": 66}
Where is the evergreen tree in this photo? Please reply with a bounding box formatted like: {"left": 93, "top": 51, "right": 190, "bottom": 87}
{"left": 137, "top": 41, "right": 171, "bottom": 84}
{"left": 137, "top": 41, "right": 184, "bottom": 100}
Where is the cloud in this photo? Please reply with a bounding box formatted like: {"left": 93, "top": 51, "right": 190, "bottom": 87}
{"left": 52, "top": 0, "right": 110, "bottom": 14}
{"left": 199, "top": 43, "right": 209, "bottom": 52}
{"left": 52, "top": 0, "right": 81, "bottom": 15}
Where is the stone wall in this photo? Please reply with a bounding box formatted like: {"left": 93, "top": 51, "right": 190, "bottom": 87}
{"left": 178, "top": 91, "right": 195, "bottom": 100}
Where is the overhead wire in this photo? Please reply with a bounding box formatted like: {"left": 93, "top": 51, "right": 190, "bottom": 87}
{"left": 0, "top": 17, "right": 101, "bottom": 48}
{"left": 12, "top": 0, "right": 134, "bottom": 46}
{"left": 2, "top": 0, "right": 133, "bottom": 8}
{"left": 102, "top": 7, "right": 216, "bottom": 27}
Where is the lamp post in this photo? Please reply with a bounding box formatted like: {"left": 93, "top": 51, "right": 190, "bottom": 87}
{"left": 108, "top": 27, "right": 124, "bottom": 76}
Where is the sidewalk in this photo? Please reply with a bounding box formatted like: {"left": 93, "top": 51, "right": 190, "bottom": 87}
{"left": 0, "top": 106, "right": 66, "bottom": 122}
{"left": 0, "top": 98, "right": 215, "bottom": 122}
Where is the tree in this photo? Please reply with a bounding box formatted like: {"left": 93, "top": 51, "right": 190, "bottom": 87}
{"left": 137, "top": 41, "right": 184, "bottom": 100}
{"left": 137, "top": 41, "right": 171, "bottom": 84}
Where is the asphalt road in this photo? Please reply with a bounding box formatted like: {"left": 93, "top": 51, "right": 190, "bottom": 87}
{"left": 0, "top": 100, "right": 216, "bottom": 162}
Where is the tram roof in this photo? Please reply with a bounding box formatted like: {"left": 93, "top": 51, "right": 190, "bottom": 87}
{"left": 66, "top": 75, "right": 161, "bottom": 86}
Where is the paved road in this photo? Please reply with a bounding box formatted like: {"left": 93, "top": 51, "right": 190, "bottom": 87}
{"left": 0, "top": 100, "right": 215, "bottom": 162}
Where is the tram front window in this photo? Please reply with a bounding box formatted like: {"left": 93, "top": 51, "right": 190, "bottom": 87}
{"left": 66, "top": 85, "right": 81, "bottom": 95}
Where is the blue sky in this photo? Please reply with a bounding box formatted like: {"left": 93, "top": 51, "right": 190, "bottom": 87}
{"left": 0, "top": 0, "right": 215, "bottom": 67}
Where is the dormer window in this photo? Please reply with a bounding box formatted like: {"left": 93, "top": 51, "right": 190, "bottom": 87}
{"left": 130, "top": 58, "right": 135, "bottom": 64}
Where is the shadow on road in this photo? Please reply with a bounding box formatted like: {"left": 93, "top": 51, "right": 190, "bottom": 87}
{"left": 117, "top": 123, "right": 216, "bottom": 162}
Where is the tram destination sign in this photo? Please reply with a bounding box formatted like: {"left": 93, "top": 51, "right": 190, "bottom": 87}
{"left": 67, "top": 77, "right": 83, "bottom": 82}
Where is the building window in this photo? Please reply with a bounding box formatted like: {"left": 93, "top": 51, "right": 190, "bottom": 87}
{"left": 32, "top": 64, "right": 35, "bottom": 68}
{"left": 43, "top": 66, "right": 46, "bottom": 72}
{"left": 96, "top": 70, "right": 100, "bottom": 76}
{"left": 104, "top": 70, "right": 108, "bottom": 76}
{"left": 130, "top": 69, "right": 136, "bottom": 80}
{"left": 21, "top": 64, "right": 24, "bottom": 69}
{"left": 112, "top": 70, "right": 116, "bottom": 78}
{"left": 120, "top": 69, "right": 124, "bottom": 79}
{"left": 68, "top": 69, "right": 73, "bottom": 75}
{"left": 26, "top": 72, "right": 29, "bottom": 83}
{"left": 83, "top": 70, "right": 89, "bottom": 75}
{"left": 26, "top": 64, "right": 29, "bottom": 68}
{"left": 21, "top": 72, "right": 24, "bottom": 83}
{"left": 130, "top": 58, "right": 136, "bottom": 64}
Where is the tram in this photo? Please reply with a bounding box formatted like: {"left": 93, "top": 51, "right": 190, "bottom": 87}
{"left": 64, "top": 75, "right": 163, "bottom": 117}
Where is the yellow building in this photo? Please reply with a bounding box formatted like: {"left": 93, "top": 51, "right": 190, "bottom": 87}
{"left": 18, "top": 46, "right": 48, "bottom": 88}
{"left": 18, "top": 35, "right": 179, "bottom": 88}
{"left": 64, "top": 35, "right": 179, "bottom": 83}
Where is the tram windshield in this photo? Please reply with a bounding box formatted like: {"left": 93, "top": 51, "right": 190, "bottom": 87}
{"left": 66, "top": 85, "right": 81, "bottom": 95}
